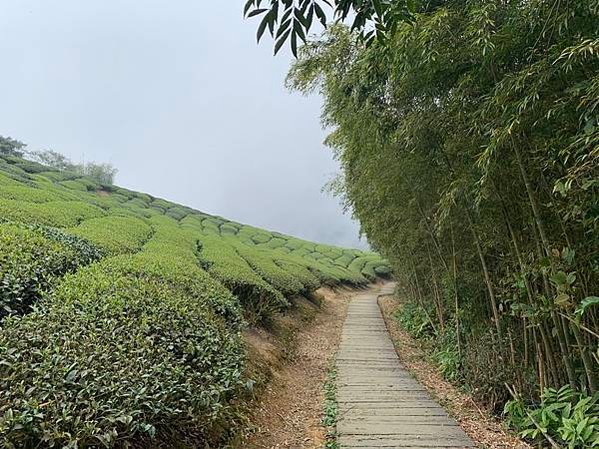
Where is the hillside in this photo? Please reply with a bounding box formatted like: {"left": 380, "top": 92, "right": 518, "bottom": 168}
{"left": 0, "top": 154, "right": 389, "bottom": 448}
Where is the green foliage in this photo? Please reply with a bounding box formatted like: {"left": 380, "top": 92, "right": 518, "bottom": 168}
{"left": 244, "top": 0, "right": 412, "bottom": 55}
{"left": 395, "top": 302, "right": 434, "bottom": 339}
{"left": 0, "top": 179, "right": 74, "bottom": 203}
{"left": 0, "top": 153, "right": 389, "bottom": 447}
{"left": 322, "top": 363, "right": 338, "bottom": 449}
{"left": 0, "top": 136, "right": 26, "bottom": 157}
{"left": 233, "top": 241, "right": 306, "bottom": 296}
{"left": 164, "top": 206, "right": 188, "bottom": 221}
{"left": 505, "top": 386, "right": 599, "bottom": 448}
{"left": 0, "top": 258, "right": 245, "bottom": 448}
{"left": 0, "top": 199, "right": 106, "bottom": 227}
{"left": 196, "top": 234, "right": 288, "bottom": 320}
{"left": 0, "top": 223, "right": 101, "bottom": 317}
{"left": 287, "top": 0, "right": 598, "bottom": 417}
{"left": 67, "top": 216, "right": 153, "bottom": 255}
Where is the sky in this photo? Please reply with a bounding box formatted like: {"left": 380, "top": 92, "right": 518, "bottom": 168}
{"left": 0, "top": 1, "right": 366, "bottom": 248}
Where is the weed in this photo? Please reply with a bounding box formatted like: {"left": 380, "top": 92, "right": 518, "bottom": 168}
{"left": 322, "top": 361, "right": 339, "bottom": 449}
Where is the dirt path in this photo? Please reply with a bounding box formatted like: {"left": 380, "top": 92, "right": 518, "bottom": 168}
{"left": 240, "top": 285, "right": 360, "bottom": 449}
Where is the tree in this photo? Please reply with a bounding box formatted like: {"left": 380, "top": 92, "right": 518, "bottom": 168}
{"left": 29, "top": 149, "right": 118, "bottom": 185}
{"left": 29, "top": 149, "right": 75, "bottom": 171}
{"left": 285, "top": 0, "right": 598, "bottom": 421}
{"left": 0, "top": 136, "right": 26, "bottom": 157}
{"left": 243, "top": 0, "right": 412, "bottom": 55}
{"left": 82, "top": 162, "right": 118, "bottom": 185}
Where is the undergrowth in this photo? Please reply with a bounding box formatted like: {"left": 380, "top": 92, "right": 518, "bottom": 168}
{"left": 394, "top": 298, "right": 599, "bottom": 448}
{"left": 322, "top": 361, "right": 338, "bottom": 449}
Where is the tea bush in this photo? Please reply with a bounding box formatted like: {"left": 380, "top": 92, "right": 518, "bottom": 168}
{"left": 0, "top": 199, "right": 106, "bottom": 227}
{"left": 0, "top": 257, "right": 245, "bottom": 448}
{"left": 233, "top": 241, "right": 305, "bottom": 296}
{"left": 197, "top": 234, "right": 288, "bottom": 319}
{"left": 0, "top": 155, "right": 391, "bottom": 448}
{"left": 67, "top": 216, "right": 153, "bottom": 255}
{"left": 334, "top": 252, "right": 357, "bottom": 268}
{"left": 0, "top": 223, "right": 101, "bottom": 317}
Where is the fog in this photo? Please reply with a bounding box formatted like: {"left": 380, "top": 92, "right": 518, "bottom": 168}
{"left": 0, "top": 1, "right": 366, "bottom": 248}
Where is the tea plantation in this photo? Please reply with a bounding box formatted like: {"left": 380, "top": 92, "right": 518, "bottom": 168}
{"left": 0, "top": 154, "right": 390, "bottom": 448}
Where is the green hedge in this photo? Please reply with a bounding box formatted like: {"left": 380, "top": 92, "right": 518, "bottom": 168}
{"left": 233, "top": 241, "right": 305, "bottom": 296}
{"left": 197, "top": 235, "right": 288, "bottom": 320}
{"left": 0, "top": 223, "right": 101, "bottom": 317}
{"left": 250, "top": 232, "right": 272, "bottom": 244}
{"left": 0, "top": 155, "right": 392, "bottom": 448}
{"left": 265, "top": 237, "right": 287, "bottom": 249}
{"left": 0, "top": 256, "right": 245, "bottom": 448}
{"left": 67, "top": 216, "right": 153, "bottom": 255}
{"left": 220, "top": 223, "right": 239, "bottom": 236}
{"left": 0, "top": 199, "right": 106, "bottom": 227}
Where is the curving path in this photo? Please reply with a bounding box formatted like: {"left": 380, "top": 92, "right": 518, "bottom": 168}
{"left": 336, "top": 284, "right": 474, "bottom": 448}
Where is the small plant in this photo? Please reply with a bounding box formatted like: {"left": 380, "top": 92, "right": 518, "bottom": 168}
{"left": 395, "top": 302, "right": 434, "bottom": 339}
{"left": 504, "top": 386, "right": 599, "bottom": 448}
{"left": 322, "top": 363, "right": 338, "bottom": 449}
{"left": 433, "top": 346, "right": 461, "bottom": 382}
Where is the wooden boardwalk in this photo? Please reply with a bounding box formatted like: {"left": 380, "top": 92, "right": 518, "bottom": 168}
{"left": 336, "top": 285, "right": 474, "bottom": 448}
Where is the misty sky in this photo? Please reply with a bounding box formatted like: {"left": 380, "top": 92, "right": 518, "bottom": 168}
{"left": 0, "top": 1, "right": 366, "bottom": 248}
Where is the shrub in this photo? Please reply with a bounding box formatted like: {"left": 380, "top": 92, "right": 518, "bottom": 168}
{"left": 374, "top": 264, "right": 391, "bottom": 277}
{"left": 11, "top": 159, "right": 48, "bottom": 174}
{"left": 149, "top": 198, "right": 173, "bottom": 212}
{"left": 126, "top": 197, "right": 150, "bottom": 209}
{"left": 0, "top": 147, "right": 391, "bottom": 449}
{"left": 316, "top": 244, "right": 342, "bottom": 260}
{"left": 60, "top": 179, "right": 98, "bottom": 192}
{"left": 361, "top": 260, "right": 390, "bottom": 280}
{"left": 220, "top": 223, "right": 239, "bottom": 236}
{"left": 250, "top": 232, "right": 272, "bottom": 245}
{"left": 0, "top": 257, "right": 245, "bottom": 448}
{"left": 265, "top": 237, "right": 286, "bottom": 249}
{"left": 505, "top": 386, "right": 599, "bottom": 448}
{"left": 0, "top": 178, "right": 65, "bottom": 202}
{"left": 233, "top": 241, "right": 305, "bottom": 296}
{"left": 0, "top": 223, "right": 101, "bottom": 317}
{"left": 197, "top": 235, "right": 288, "bottom": 320}
{"left": 165, "top": 206, "right": 188, "bottom": 221}
{"left": 137, "top": 215, "right": 243, "bottom": 327}
{"left": 0, "top": 163, "right": 31, "bottom": 184}
{"left": 201, "top": 218, "right": 221, "bottom": 235}
{"left": 274, "top": 258, "right": 320, "bottom": 292}
{"left": 395, "top": 302, "right": 435, "bottom": 339}
{"left": 0, "top": 199, "right": 106, "bottom": 227}
{"left": 334, "top": 252, "right": 357, "bottom": 268}
{"left": 347, "top": 255, "right": 371, "bottom": 273}
{"left": 283, "top": 238, "right": 304, "bottom": 251}
{"left": 67, "top": 216, "right": 153, "bottom": 255}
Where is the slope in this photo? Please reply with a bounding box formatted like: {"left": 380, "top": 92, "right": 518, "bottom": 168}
{"left": 0, "top": 154, "right": 390, "bottom": 448}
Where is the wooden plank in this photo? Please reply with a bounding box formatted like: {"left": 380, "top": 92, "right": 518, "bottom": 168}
{"left": 336, "top": 285, "right": 474, "bottom": 449}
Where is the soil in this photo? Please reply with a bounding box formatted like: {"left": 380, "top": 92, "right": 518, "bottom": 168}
{"left": 378, "top": 294, "right": 531, "bottom": 449}
{"left": 237, "top": 286, "right": 356, "bottom": 449}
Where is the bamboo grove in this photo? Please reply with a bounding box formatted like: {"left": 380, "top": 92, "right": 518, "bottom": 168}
{"left": 287, "top": 0, "right": 598, "bottom": 410}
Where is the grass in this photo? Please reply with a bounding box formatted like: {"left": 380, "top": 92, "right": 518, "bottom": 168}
{"left": 0, "top": 153, "right": 390, "bottom": 448}
{"left": 323, "top": 362, "right": 339, "bottom": 449}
